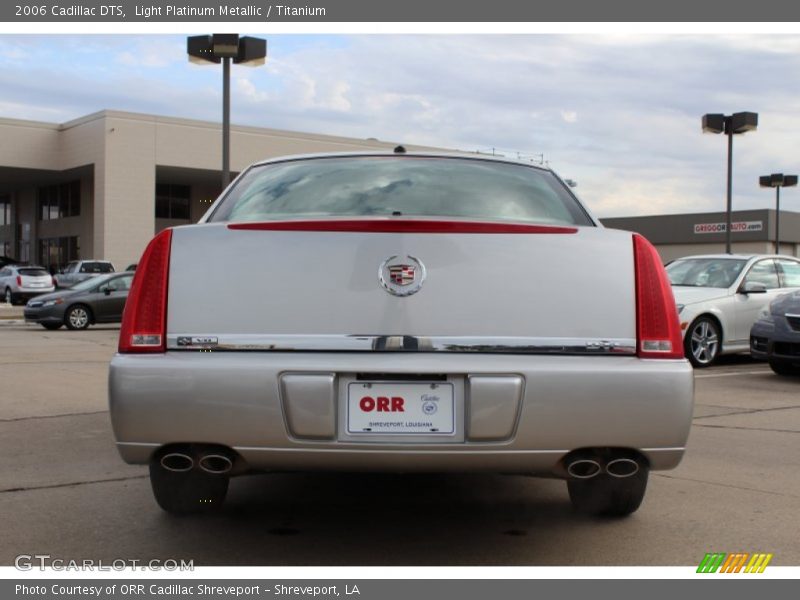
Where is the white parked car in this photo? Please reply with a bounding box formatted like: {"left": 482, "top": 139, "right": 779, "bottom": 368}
{"left": 0, "top": 265, "right": 55, "bottom": 305}
{"left": 667, "top": 254, "right": 800, "bottom": 367}
{"left": 109, "top": 151, "right": 693, "bottom": 516}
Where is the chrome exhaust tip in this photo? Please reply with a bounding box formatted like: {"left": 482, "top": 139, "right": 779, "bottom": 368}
{"left": 566, "top": 458, "right": 602, "bottom": 479}
{"left": 198, "top": 453, "right": 234, "bottom": 475}
{"left": 606, "top": 457, "right": 640, "bottom": 478}
{"left": 160, "top": 452, "right": 194, "bottom": 473}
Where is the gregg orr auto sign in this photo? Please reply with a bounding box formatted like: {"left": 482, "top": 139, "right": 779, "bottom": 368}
{"left": 694, "top": 221, "right": 763, "bottom": 234}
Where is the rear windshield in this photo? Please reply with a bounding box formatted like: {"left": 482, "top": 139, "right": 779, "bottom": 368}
{"left": 19, "top": 269, "right": 49, "bottom": 277}
{"left": 208, "top": 156, "right": 593, "bottom": 226}
{"left": 80, "top": 262, "right": 114, "bottom": 273}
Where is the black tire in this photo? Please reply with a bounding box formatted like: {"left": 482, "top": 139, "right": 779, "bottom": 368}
{"left": 41, "top": 323, "right": 63, "bottom": 330}
{"left": 567, "top": 469, "right": 649, "bottom": 517}
{"left": 685, "top": 316, "right": 721, "bottom": 368}
{"left": 769, "top": 360, "right": 799, "bottom": 376}
{"left": 4, "top": 287, "right": 13, "bottom": 305}
{"left": 149, "top": 459, "right": 229, "bottom": 515}
{"left": 64, "top": 304, "right": 92, "bottom": 330}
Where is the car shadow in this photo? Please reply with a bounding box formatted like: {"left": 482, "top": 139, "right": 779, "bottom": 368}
{"left": 147, "top": 471, "right": 617, "bottom": 566}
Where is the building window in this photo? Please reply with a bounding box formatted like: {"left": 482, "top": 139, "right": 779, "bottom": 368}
{"left": 156, "top": 184, "right": 191, "bottom": 220}
{"left": 0, "top": 196, "right": 10, "bottom": 225}
{"left": 38, "top": 181, "right": 80, "bottom": 221}
{"left": 38, "top": 236, "right": 80, "bottom": 270}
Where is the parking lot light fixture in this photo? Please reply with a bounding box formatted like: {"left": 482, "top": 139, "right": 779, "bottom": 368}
{"left": 187, "top": 34, "right": 267, "bottom": 188}
{"left": 760, "top": 173, "right": 798, "bottom": 255}
{"left": 702, "top": 112, "right": 759, "bottom": 254}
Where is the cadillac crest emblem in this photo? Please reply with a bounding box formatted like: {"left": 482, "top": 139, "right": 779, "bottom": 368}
{"left": 379, "top": 255, "right": 426, "bottom": 296}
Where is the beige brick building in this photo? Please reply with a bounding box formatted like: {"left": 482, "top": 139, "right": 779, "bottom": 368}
{"left": 0, "top": 110, "right": 438, "bottom": 270}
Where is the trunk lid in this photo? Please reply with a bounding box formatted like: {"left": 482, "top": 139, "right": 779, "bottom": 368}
{"left": 166, "top": 222, "right": 636, "bottom": 351}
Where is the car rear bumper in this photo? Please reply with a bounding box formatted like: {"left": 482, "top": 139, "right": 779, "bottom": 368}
{"left": 14, "top": 288, "right": 55, "bottom": 301}
{"left": 109, "top": 352, "right": 694, "bottom": 475}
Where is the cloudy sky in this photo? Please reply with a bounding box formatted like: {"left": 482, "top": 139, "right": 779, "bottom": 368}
{"left": 2, "top": 34, "right": 800, "bottom": 218}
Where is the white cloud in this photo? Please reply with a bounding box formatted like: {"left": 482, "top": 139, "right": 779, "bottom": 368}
{"left": 115, "top": 39, "right": 182, "bottom": 68}
{"left": 235, "top": 77, "right": 266, "bottom": 102}
{"left": 0, "top": 47, "right": 27, "bottom": 61}
{"left": 560, "top": 110, "right": 578, "bottom": 123}
{"left": 4, "top": 34, "right": 800, "bottom": 218}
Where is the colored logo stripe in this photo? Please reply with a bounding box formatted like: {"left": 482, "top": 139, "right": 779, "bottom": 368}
{"left": 720, "top": 553, "right": 748, "bottom": 573}
{"left": 745, "top": 553, "right": 773, "bottom": 573}
{"left": 697, "top": 553, "right": 726, "bottom": 573}
{"left": 697, "top": 553, "right": 773, "bottom": 573}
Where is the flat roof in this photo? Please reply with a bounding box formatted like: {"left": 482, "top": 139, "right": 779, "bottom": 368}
{"left": 602, "top": 209, "right": 800, "bottom": 244}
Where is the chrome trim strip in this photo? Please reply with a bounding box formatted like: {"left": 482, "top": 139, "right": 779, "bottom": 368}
{"left": 166, "top": 334, "right": 636, "bottom": 355}
{"left": 116, "top": 443, "right": 687, "bottom": 455}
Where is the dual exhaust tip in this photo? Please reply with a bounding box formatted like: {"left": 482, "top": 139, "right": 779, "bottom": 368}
{"left": 565, "top": 450, "right": 645, "bottom": 480}
{"left": 159, "top": 447, "right": 235, "bottom": 475}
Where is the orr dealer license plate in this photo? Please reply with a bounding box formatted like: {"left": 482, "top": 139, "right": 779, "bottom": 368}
{"left": 347, "top": 381, "right": 455, "bottom": 435}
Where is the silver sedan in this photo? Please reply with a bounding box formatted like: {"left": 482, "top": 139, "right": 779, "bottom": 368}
{"left": 667, "top": 254, "right": 800, "bottom": 367}
{"left": 109, "top": 152, "right": 694, "bottom": 517}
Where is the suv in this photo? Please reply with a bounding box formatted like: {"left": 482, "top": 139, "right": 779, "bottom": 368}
{"left": 0, "top": 265, "right": 55, "bottom": 305}
{"left": 54, "top": 260, "right": 115, "bottom": 289}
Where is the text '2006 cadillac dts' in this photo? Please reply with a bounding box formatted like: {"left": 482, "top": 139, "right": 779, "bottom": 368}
{"left": 109, "top": 151, "right": 694, "bottom": 516}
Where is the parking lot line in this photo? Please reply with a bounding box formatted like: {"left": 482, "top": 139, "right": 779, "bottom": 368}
{"left": 694, "top": 369, "right": 772, "bottom": 379}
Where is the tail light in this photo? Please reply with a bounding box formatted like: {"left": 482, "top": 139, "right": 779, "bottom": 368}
{"left": 51, "top": 276, "right": 56, "bottom": 287}
{"left": 633, "top": 234, "right": 683, "bottom": 359}
{"left": 118, "top": 229, "right": 172, "bottom": 353}
{"left": 16, "top": 275, "right": 21, "bottom": 286}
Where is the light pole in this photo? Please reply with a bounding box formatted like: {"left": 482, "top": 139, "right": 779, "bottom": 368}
{"left": 187, "top": 34, "right": 267, "bottom": 188}
{"left": 702, "top": 112, "right": 758, "bottom": 254}
{"left": 759, "top": 173, "right": 798, "bottom": 255}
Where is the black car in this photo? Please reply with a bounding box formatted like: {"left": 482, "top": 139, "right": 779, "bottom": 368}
{"left": 0, "top": 256, "right": 21, "bottom": 268}
{"left": 24, "top": 272, "right": 134, "bottom": 330}
{"left": 750, "top": 290, "right": 800, "bottom": 375}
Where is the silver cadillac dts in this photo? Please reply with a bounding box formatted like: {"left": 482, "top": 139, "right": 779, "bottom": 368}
{"left": 109, "top": 151, "right": 694, "bottom": 516}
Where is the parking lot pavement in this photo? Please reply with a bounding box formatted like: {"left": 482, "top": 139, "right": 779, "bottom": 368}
{"left": 1, "top": 323, "right": 798, "bottom": 566}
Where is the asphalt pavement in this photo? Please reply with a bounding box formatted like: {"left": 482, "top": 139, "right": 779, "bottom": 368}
{"left": 1, "top": 321, "right": 798, "bottom": 566}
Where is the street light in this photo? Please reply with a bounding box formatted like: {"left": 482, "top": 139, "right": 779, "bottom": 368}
{"left": 702, "top": 111, "right": 758, "bottom": 254}
{"left": 759, "top": 173, "right": 798, "bottom": 255}
{"left": 187, "top": 34, "right": 267, "bottom": 188}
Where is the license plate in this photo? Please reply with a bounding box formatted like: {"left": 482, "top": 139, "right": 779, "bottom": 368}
{"left": 347, "top": 381, "right": 455, "bottom": 435}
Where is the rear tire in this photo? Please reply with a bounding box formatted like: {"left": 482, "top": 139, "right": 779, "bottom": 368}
{"left": 41, "top": 323, "right": 63, "bottom": 330}
{"left": 567, "top": 469, "right": 649, "bottom": 517}
{"left": 64, "top": 304, "right": 92, "bottom": 330}
{"left": 769, "top": 360, "right": 799, "bottom": 376}
{"left": 149, "top": 459, "right": 229, "bottom": 515}
{"left": 685, "top": 316, "right": 721, "bottom": 368}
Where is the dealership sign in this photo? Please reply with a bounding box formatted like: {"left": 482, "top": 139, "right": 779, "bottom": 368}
{"left": 694, "top": 221, "right": 763, "bottom": 234}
